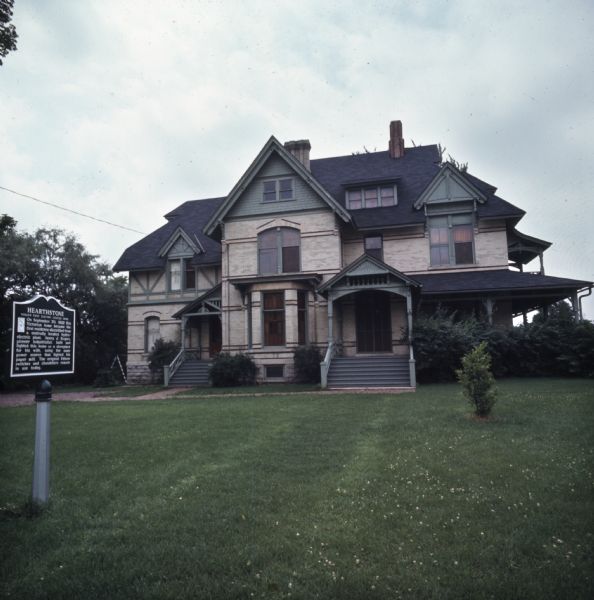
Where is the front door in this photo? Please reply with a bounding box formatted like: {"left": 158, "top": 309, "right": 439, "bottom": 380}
{"left": 209, "top": 317, "right": 222, "bottom": 356}
{"left": 355, "top": 291, "right": 392, "bottom": 353}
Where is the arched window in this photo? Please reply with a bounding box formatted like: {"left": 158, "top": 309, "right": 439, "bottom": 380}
{"left": 258, "top": 227, "right": 300, "bottom": 275}
{"left": 145, "top": 316, "right": 160, "bottom": 352}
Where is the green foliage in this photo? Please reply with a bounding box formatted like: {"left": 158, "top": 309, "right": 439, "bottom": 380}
{"left": 209, "top": 352, "right": 257, "bottom": 387}
{"left": 147, "top": 339, "right": 179, "bottom": 383}
{"left": 0, "top": 0, "right": 18, "bottom": 66}
{"left": 93, "top": 367, "right": 124, "bottom": 388}
{"left": 413, "top": 303, "right": 594, "bottom": 382}
{"left": 0, "top": 216, "right": 128, "bottom": 388}
{"left": 293, "top": 345, "right": 322, "bottom": 383}
{"left": 412, "top": 309, "right": 483, "bottom": 382}
{"left": 456, "top": 341, "right": 497, "bottom": 416}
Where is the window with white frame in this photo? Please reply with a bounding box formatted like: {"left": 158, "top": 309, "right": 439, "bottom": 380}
{"left": 347, "top": 184, "right": 397, "bottom": 210}
{"left": 262, "top": 178, "right": 294, "bottom": 202}
{"left": 428, "top": 214, "right": 475, "bottom": 266}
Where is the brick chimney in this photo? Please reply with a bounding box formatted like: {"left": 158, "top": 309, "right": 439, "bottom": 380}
{"left": 284, "top": 139, "right": 311, "bottom": 170}
{"left": 389, "top": 120, "right": 405, "bottom": 159}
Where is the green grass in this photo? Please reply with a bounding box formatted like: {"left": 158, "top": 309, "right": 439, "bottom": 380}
{"left": 174, "top": 383, "right": 320, "bottom": 397}
{"left": 1, "top": 378, "right": 592, "bottom": 599}
{"left": 95, "top": 385, "right": 164, "bottom": 397}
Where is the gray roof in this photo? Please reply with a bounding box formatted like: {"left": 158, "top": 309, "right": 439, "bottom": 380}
{"left": 310, "top": 146, "right": 525, "bottom": 229}
{"left": 114, "top": 145, "right": 527, "bottom": 271}
{"left": 414, "top": 269, "right": 591, "bottom": 295}
{"left": 113, "top": 197, "right": 224, "bottom": 272}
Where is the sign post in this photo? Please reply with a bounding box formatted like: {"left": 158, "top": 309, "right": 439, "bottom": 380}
{"left": 10, "top": 295, "right": 76, "bottom": 506}
{"left": 32, "top": 380, "right": 52, "bottom": 505}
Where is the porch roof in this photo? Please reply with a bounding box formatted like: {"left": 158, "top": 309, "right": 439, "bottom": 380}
{"left": 414, "top": 269, "right": 591, "bottom": 315}
{"left": 172, "top": 283, "right": 222, "bottom": 319}
{"left": 414, "top": 269, "right": 590, "bottom": 295}
{"left": 317, "top": 254, "right": 421, "bottom": 297}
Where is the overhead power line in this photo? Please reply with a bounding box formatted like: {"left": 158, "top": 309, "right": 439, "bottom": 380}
{"left": 0, "top": 185, "right": 146, "bottom": 235}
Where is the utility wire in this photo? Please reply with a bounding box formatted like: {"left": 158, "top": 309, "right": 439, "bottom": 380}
{"left": 0, "top": 185, "right": 146, "bottom": 235}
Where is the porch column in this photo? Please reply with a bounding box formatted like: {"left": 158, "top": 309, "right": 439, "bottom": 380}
{"left": 484, "top": 298, "right": 494, "bottom": 325}
{"left": 197, "top": 319, "right": 202, "bottom": 360}
{"left": 327, "top": 295, "right": 334, "bottom": 344}
{"left": 181, "top": 316, "right": 187, "bottom": 350}
{"left": 522, "top": 310, "right": 528, "bottom": 325}
{"left": 539, "top": 252, "right": 545, "bottom": 275}
{"left": 571, "top": 291, "right": 579, "bottom": 319}
{"left": 406, "top": 289, "right": 416, "bottom": 388}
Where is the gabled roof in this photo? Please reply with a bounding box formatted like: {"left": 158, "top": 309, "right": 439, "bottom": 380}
{"left": 158, "top": 226, "right": 203, "bottom": 257}
{"left": 172, "top": 283, "right": 222, "bottom": 318}
{"left": 413, "top": 162, "right": 487, "bottom": 209}
{"left": 204, "top": 136, "right": 351, "bottom": 236}
{"left": 113, "top": 197, "right": 224, "bottom": 272}
{"left": 317, "top": 253, "right": 420, "bottom": 296}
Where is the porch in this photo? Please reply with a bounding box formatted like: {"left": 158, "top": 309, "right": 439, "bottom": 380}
{"left": 166, "top": 285, "right": 222, "bottom": 386}
{"left": 317, "top": 255, "right": 420, "bottom": 389}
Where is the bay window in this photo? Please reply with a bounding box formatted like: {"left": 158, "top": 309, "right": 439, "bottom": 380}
{"left": 263, "top": 291, "right": 285, "bottom": 346}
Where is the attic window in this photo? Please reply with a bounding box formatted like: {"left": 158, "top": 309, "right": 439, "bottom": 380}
{"left": 263, "top": 178, "right": 294, "bottom": 202}
{"left": 347, "top": 185, "right": 396, "bottom": 210}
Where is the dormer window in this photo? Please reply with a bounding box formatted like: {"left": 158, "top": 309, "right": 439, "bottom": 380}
{"left": 347, "top": 185, "right": 397, "bottom": 210}
{"left": 263, "top": 178, "right": 294, "bottom": 202}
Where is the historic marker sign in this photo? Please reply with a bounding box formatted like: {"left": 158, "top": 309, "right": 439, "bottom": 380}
{"left": 11, "top": 295, "right": 76, "bottom": 377}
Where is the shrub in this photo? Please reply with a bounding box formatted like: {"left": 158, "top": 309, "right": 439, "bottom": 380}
{"left": 456, "top": 341, "right": 497, "bottom": 417}
{"left": 93, "top": 367, "right": 123, "bottom": 388}
{"left": 412, "top": 310, "right": 484, "bottom": 382}
{"left": 209, "top": 353, "right": 257, "bottom": 387}
{"left": 412, "top": 303, "right": 594, "bottom": 382}
{"left": 148, "top": 339, "right": 179, "bottom": 383}
{"left": 293, "top": 345, "right": 322, "bottom": 383}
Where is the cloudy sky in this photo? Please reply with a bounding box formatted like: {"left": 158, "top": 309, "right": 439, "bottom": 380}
{"left": 1, "top": 0, "right": 593, "bottom": 316}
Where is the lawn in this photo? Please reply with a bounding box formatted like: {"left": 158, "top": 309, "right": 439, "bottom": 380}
{"left": 1, "top": 379, "right": 592, "bottom": 599}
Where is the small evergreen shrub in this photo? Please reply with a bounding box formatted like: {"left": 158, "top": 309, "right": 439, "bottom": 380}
{"left": 456, "top": 341, "right": 497, "bottom": 417}
{"left": 209, "top": 352, "right": 257, "bottom": 387}
{"left": 148, "top": 339, "right": 179, "bottom": 383}
{"left": 293, "top": 345, "right": 322, "bottom": 383}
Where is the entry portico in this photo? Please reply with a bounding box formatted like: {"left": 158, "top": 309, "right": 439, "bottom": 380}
{"left": 317, "top": 254, "right": 420, "bottom": 388}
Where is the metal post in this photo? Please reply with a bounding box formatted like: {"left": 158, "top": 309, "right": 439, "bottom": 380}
{"left": 32, "top": 379, "right": 52, "bottom": 506}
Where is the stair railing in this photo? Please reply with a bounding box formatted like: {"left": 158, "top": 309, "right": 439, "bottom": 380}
{"left": 320, "top": 341, "right": 337, "bottom": 389}
{"left": 164, "top": 348, "right": 184, "bottom": 387}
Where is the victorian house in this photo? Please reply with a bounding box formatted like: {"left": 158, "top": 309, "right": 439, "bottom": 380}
{"left": 114, "top": 121, "right": 591, "bottom": 388}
